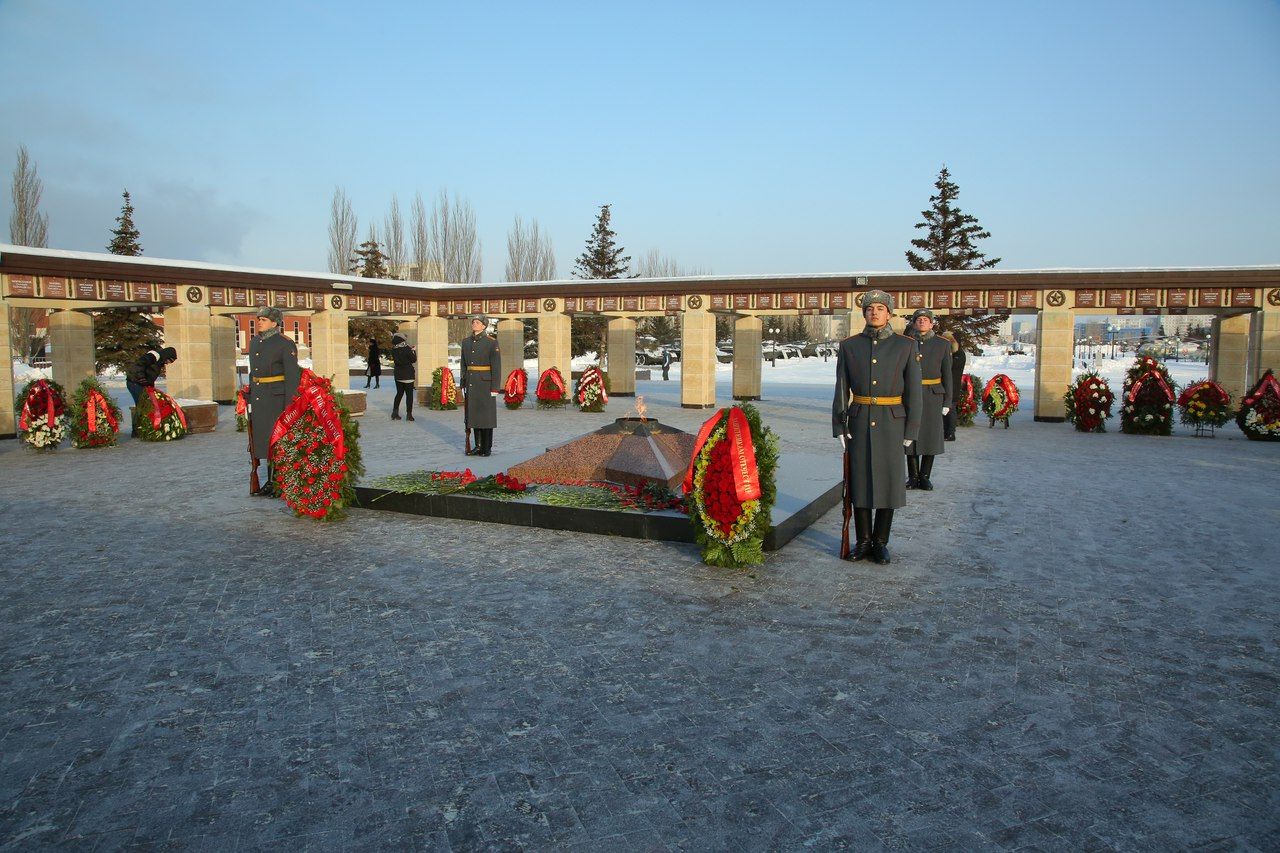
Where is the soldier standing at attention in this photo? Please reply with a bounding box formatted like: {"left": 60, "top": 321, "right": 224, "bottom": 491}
{"left": 460, "top": 314, "right": 501, "bottom": 457}
{"left": 248, "top": 306, "right": 301, "bottom": 497}
{"left": 940, "top": 330, "right": 964, "bottom": 441}
{"left": 905, "top": 309, "right": 952, "bottom": 490}
{"left": 833, "top": 291, "right": 921, "bottom": 564}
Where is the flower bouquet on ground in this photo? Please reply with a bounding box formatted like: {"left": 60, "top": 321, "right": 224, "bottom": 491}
{"left": 982, "top": 374, "right": 1019, "bottom": 428}
{"left": 15, "top": 378, "right": 68, "bottom": 451}
{"left": 235, "top": 384, "right": 250, "bottom": 431}
{"left": 136, "top": 387, "right": 188, "bottom": 442}
{"left": 70, "top": 377, "right": 122, "bottom": 448}
{"left": 536, "top": 367, "right": 568, "bottom": 408}
{"left": 269, "top": 369, "right": 364, "bottom": 521}
{"left": 428, "top": 366, "right": 459, "bottom": 410}
{"left": 1177, "top": 380, "right": 1233, "bottom": 436}
{"left": 575, "top": 366, "right": 609, "bottom": 413}
{"left": 1236, "top": 369, "right": 1280, "bottom": 441}
{"left": 1064, "top": 370, "right": 1115, "bottom": 433}
{"left": 956, "top": 373, "right": 982, "bottom": 427}
{"left": 503, "top": 368, "right": 528, "bottom": 410}
{"left": 685, "top": 403, "right": 778, "bottom": 568}
{"left": 1121, "top": 355, "right": 1176, "bottom": 436}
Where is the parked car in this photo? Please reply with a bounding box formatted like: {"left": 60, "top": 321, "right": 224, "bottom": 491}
{"left": 716, "top": 347, "right": 733, "bottom": 364}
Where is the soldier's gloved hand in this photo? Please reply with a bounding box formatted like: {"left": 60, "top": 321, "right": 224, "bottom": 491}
{"left": 902, "top": 439, "right": 913, "bottom": 448}
{"left": 838, "top": 435, "right": 846, "bottom": 448}
{"left": 491, "top": 391, "right": 500, "bottom": 397}
{"left": 942, "top": 407, "right": 950, "bottom": 415}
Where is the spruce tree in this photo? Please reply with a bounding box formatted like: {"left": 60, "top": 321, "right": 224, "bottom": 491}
{"left": 571, "top": 205, "right": 633, "bottom": 359}
{"left": 905, "top": 167, "right": 1002, "bottom": 354}
{"left": 350, "top": 233, "right": 390, "bottom": 279}
{"left": 99, "top": 189, "right": 157, "bottom": 374}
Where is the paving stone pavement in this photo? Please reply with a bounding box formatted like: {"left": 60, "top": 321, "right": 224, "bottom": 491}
{"left": 1, "top": 378, "right": 1277, "bottom": 851}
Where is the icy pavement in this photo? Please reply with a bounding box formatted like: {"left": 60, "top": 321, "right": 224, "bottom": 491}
{"left": 0, "top": 370, "right": 1277, "bottom": 849}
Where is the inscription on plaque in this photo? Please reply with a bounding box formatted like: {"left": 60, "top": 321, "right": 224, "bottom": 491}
{"left": 230, "top": 288, "right": 249, "bottom": 307}
{"left": 8, "top": 275, "right": 35, "bottom": 296}
{"left": 209, "top": 288, "right": 226, "bottom": 306}
{"left": 158, "top": 284, "right": 178, "bottom": 304}
{"left": 274, "top": 291, "right": 289, "bottom": 307}
{"left": 666, "top": 295, "right": 682, "bottom": 311}
{"left": 710, "top": 294, "right": 727, "bottom": 310}
{"left": 1075, "top": 290, "right": 1098, "bottom": 308}
{"left": 733, "top": 294, "right": 752, "bottom": 310}
{"left": 77, "top": 279, "right": 99, "bottom": 299}
{"left": 960, "top": 291, "right": 982, "bottom": 308}
{"left": 602, "top": 296, "right": 619, "bottom": 312}
{"left": 1135, "top": 288, "right": 1159, "bottom": 308}
{"left": 1167, "top": 288, "right": 1189, "bottom": 307}
{"left": 623, "top": 296, "right": 640, "bottom": 311}
{"left": 757, "top": 293, "right": 774, "bottom": 309}
{"left": 932, "top": 291, "right": 952, "bottom": 309}
{"left": 987, "top": 291, "right": 1009, "bottom": 309}
{"left": 43, "top": 277, "right": 68, "bottom": 298}
{"left": 104, "top": 280, "right": 128, "bottom": 300}
{"left": 582, "top": 296, "right": 599, "bottom": 312}
{"left": 451, "top": 300, "right": 466, "bottom": 315}
{"left": 1116, "top": 307, "right": 1136, "bottom": 315}
{"left": 1231, "top": 288, "right": 1255, "bottom": 307}
{"left": 1016, "top": 290, "right": 1037, "bottom": 308}
{"left": 469, "top": 300, "right": 484, "bottom": 314}
{"left": 485, "top": 299, "right": 501, "bottom": 314}
{"left": 132, "top": 282, "right": 154, "bottom": 302}
{"left": 506, "top": 298, "right": 521, "bottom": 313}
{"left": 829, "top": 292, "right": 848, "bottom": 309}
{"left": 1104, "top": 289, "right": 1127, "bottom": 307}
{"left": 780, "top": 293, "right": 798, "bottom": 310}
{"left": 525, "top": 298, "right": 540, "bottom": 313}
{"left": 253, "top": 290, "right": 269, "bottom": 307}
{"left": 804, "top": 293, "right": 822, "bottom": 309}
{"left": 906, "top": 291, "right": 926, "bottom": 309}
{"left": 644, "top": 295, "right": 661, "bottom": 311}
{"left": 1197, "top": 289, "right": 1222, "bottom": 307}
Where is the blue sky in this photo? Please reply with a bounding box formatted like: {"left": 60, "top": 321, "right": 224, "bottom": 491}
{"left": 2, "top": 0, "right": 1277, "bottom": 278}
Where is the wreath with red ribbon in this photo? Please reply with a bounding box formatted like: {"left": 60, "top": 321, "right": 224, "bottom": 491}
{"left": 1121, "top": 355, "right": 1176, "bottom": 436}
{"left": 268, "top": 369, "right": 365, "bottom": 520}
{"left": 135, "top": 387, "right": 188, "bottom": 442}
{"left": 15, "top": 378, "right": 68, "bottom": 451}
{"left": 956, "top": 373, "right": 982, "bottom": 427}
{"left": 1236, "top": 369, "right": 1280, "bottom": 441}
{"left": 1064, "top": 370, "right": 1115, "bottom": 433}
{"left": 235, "top": 384, "right": 250, "bottom": 432}
{"left": 536, "top": 367, "right": 568, "bottom": 408}
{"left": 982, "top": 374, "right": 1020, "bottom": 427}
{"left": 428, "top": 366, "right": 459, "bottom": 410}
{"left": 1177, "top": 380, "right": 1232, "bottom": 428}
{"left": 575, "top": 366, "right": 609, "bottom": 412}
{"left": 684, "top": 403, "right": 778, "bottom": 567}
{"left": 503, "top": 368, "right": 528, "bottom": 409}
{"left": 71, "top": 377, "right": 122, "bottom": 448}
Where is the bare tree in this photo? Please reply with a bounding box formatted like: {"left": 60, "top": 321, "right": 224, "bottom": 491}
{"left": 504, "top": 215, "right": 557, "bottom": 281}
{"left": 9, "top": 145, "right": 50, "bottom": 362}
{"left": 409, "top": 192, "right": 430, "bottom": 280}
{"left": 327, "top": 186, "right": 358, "bottom": 275}
{"left": 633, "top": 248, "right": 709, "bottom": 278}
{"left": 383, "top": 194, "right": 406, "bottom": 278}
{"left": 427, "top": 189, "right": 482, "bottom": 283}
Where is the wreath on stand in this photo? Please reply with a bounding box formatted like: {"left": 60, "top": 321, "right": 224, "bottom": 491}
{"left": 135, "top": 387, "right": 188, "bottom": 442}
{"left": 685, "top": 403, "right": 778, "bottom": 568}
{"left": 235, "top": 384, "right": 250, "bottom": 431}
{"left": 70, "top": 377, "right": 122, "bottom": 448}
{"left": 269, "top": 369, "right": 365, "bottom": 520}
{"left": 536, "top": 367, "right": 568, "bottom": 408}
{"left": 1236, "top": 369, "right": 1280, "bottom": 441}
{"left": 575, "top": 366, "right": 609, "bottom": 413}
{"left": 1121, "top": 355, "right": 1176, "bottom": 436}
{"left": 1064, "top": 370, "right": 1115, "bottom": 433}
{"left": 956, "top": 373, "right": 982, "bottom": 427}
{"left": 982, "top": 374, "right": 1020, "bottom": 428}
{"left": 1177, "top": 380, "right": 1233, "bottom": 436}
{"left": 503, "top": 368, "right": 528, "bottom": 410}
{"left": 15, "top": 378, "right": 68, "bottom": 451}
{"left": 428, "top": 366, "right": 459, "bottom": 410}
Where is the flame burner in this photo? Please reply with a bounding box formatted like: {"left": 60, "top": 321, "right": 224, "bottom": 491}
{"left": 507, "top": 416, "right": 696, "bottom": 491}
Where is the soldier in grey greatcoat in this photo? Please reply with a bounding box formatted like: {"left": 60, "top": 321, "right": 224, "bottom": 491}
{"left": 833, "top": 290, "right": 921, "bottom": 564}
{"left": 905, "top": 309, "right": 953, "bottom": 491}
{"left": 941, "top": 331, "right": 965, "bottom": 441}
{"left": 248, "top": 306, "right": 301, "bottom": 497}
{"left": 460, "top": 314, "right": 501, "bottom": 457}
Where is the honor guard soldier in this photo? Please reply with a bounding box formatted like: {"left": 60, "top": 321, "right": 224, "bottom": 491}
{"left": 460, "top": 314, "right": 501, "bottom": 456}
{"left": 905, "top": 309, "right": 953, "bottom": 490}
{"left": 248, "top": 306, "right": 301, "bottom": 496}
{"left": 940, "top": 330, "right": 964, "bottom": 441}
{"left": 833, "top": 290, "right": 921, "bottom": 564}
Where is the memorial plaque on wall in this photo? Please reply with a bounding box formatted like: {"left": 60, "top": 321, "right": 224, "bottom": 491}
{"left": 8, "top": 275, "right": 35, "bottom": 296}
{"left": 780, "top": 293, "right": 798, "bottom": 310}
{"left": 623, "top": 296, "right": 640, "bottom": 311}
{"left": 1104, "top": 289, "right": 1127, "bottom": 307}
{"left": 209, "top": 288, "right": 226, "bottom": 306}
{"left": 1116, "top": 307, "right": 1136, "bottom": 315}
{"left": 602, "top": 295, "right": 619, "bottom": 311}
{"left": 988, "top": 290, "right": 1009, "bottom": 309}
{"left": 104, "top": 280, "right": 128, "bottom": 300}
{"left": 524, "top": 298, "right": 539, "bottom": 313}
{"left": 1169, "top": 307, "right": 1187, "bottom": 315}
{"left": 710, "top": 294, "right": 728, "bottom": 310}
{"left": 803, "top": 293, "right": 822, "bottom": 309}
{"left": 1167, "top": 288, "right": 1189, "bottom": 308}
{"left": 1142, "top": 308, "right": 1161, "bottom": 315}
{"left": 960, "top": 290, "right": 982, "bottom": 308}
{"left": 1016, "top": 290, "right": 1038, "bottom": 308}
{"left": 1197, "top": 289, "right": 1222, "bottom": 307}
{"left": 1231, "top": 288, "right": 1256, "bottom": 307}
{"left": 666, "top": 295, "right": 681, "bottom": 310}
{"left": 43, "top": 277, "right": 68, "bottom": 298}
{"left": 506, "top": 298, "right": 521, "bottom": 313}
{"left": 644, "top": 296, "right": 661, "bottom": 311}
{"left": 253, "top": 291, "right": 269, "bottom": 307}
{"left": 1075, "top": 290, "right": 1098, "bottom": 308}
{"left": 229, "top": 288, "right": 249, "bottom": 307}
{"left": 485, "top": 299, "right": 501, "bottom": 314}
{"left": 273, "top": 291, "right": 289, "bottom": 307}
{"left": 906, "top": 291, "right": 926, "bottom": 309}
{"left": 757, "top": 293, "right": 775, "bottom": 309}
{"left": 1135, "top": 288, "right": 1159, "bottom": 308}
{"left": 466, "top": 300, "right": 481, "bottom": 314}
{"left": 733, "top": 294, "right": 751, "bottom": 310}
{"left": 344, "top": 295, "right": 358, "bottom": 310}
{"left": 563, "top": 298, "right": 578, "bottom": 313}
{"left": 131, "top": 282, "right": 154, "bottom": 302}
{"left": 582, "top": 296, "right": 599, "bottom": 312}
{"left": 448, "top": 300, "right": 464, "bottom": 315}
{"left": 932, "top": 291, "right": 953, "bottom": 309}
{"left": 379, "top": 298, "right": 390, "bottom": 313}
{"left": 829, "top": 292, "right": 848, "bottom": 309}
{"left": 158, "top": 284, "right": 178, "bottom": 304}
{"left": 75, "top": 278, "right": 97, "bottom": 299}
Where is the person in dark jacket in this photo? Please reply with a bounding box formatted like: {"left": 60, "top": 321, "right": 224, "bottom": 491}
{"left": 661, "top": 348, "right": 672, "bottom": 381}
{"left": 126, "top": 345, "right": 177, "bottom": 436}
{"left": 904, "top": 309, "right": 952, "bottom": 491}
{"left": 460, "top": 314, "right": 501, "bottom": 456}
{"left": 832, "top": 290, "right": 921, "bottom": 564}
{"left": 365, "top": 338, "right": 382, "bottom": 388}
{"left": 941, "top": 331, "right": 965, "bottom": 441}
{"left": 389, "top": 332, "right": 417, "bottom": 421}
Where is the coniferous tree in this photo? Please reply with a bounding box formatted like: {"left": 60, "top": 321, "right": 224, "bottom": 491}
{"left": 571, "top": 204, "right": 632, "bottom": 359}
{"left": 98, "top": 189, "right": 158, "bottom": 373}
{"left": 905, "top": 167, "right": 1002, "bottom": 354}
{"left": 350, "top": 228, "right": 390, "bottom": 278}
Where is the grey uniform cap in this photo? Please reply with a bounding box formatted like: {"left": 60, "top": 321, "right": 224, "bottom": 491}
{"left": 859, "top": 289, "right": 895, "bottom": 312}
{"left": 910, "top": 308, "right": 936, "bottom": 323}
{"left": 469, "top": 313, "right": 489, "bottom": 326}
{"left": 255, "top": 306, "right": 284, "bottom": 324}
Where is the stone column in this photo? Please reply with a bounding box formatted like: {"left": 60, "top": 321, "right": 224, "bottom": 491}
{"left": 1211, "top": 312, "right": 1254, "bottom": 403}
{"left": 496, "top": 318, "right": 524, "bottom": 385}
{"left": 0, "top": 304, "right": 15, "bottom": 437}
{"left": 845, "top": 310, "right": 866, "bottom": 339}
{"left": 1033, "top": 309, "right": 1074, "bottom": 422}
{"left": 732, "top": 316, "right": 762, "bottom": 401}
{"left": 1257, "top": 302, "right": 1280, "bottom": 385}
{"left": 681, "top": 301, "right": 716, "bottom": 409}
{"left": 161, "top": 304, "right": 213, "bottom": 401}
{"left": 606, "top": 317, "right": 636, "bottom": 396}
{"left": 210, "top": 315, "right": 237, "bottom": 404}
{"left": 48, "top": 310, "right": 96, "bottom": 393}
{"left": 415, "top": 315, "right": 448, "bottom": 404}
{"left": 309, "top": 306, "right": 350, "bottom": 390}
{"left": 538, "top": 304, "right": 571, "bottom": 383}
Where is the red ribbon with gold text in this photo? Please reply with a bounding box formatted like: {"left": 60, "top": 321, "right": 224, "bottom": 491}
{"left": 18, "top": 379, "right": 63, "bottom": 431}
{"left": 1126, "top": 369, "right": 1174, "bottom": 404}
{"left": 1243, "top": 371, "right": 1280, "bottom": 407}
{"left": 439, "top": 368, "right": 457, "bottom": 406}
{"left": 85, "top": 388, "right": 118, "bottom": 434}
{"left": 270, "top": 369, "right": 345, "bottom": 461}
{"left": 146, "top": 387, "right": 188, "bottom": 430}
{"left": 682, "top": 407, "right": 762, "bottom": 501}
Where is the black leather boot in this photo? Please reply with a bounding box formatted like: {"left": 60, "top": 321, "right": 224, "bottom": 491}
{"left": 905, "top": 455, "right": 920, "bottom": 489}
{"left": 255, "top": 466, "right": 278, "bottom": 498}
{"left": 870, "top": 509, "right": 894, "bottom": 564}
{"left": 848, "top": 508, "right": 873, "bottom": 561}
{"left": 480, "top": 429, "right": 492, "bottom": 457}
{"left": 919, "top": 456, "right": 935, "bottom": 491}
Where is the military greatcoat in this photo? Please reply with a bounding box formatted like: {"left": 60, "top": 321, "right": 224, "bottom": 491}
{"left": 248, "top": 328, "right": 301, "bottom": 458}
{"left": 832, "top": 324, "right": 922, "bottom": 509}
{"left": 908, "top": 330, "right": 953, "bottom": 457}
{"left": 460, "top": 332, "right": 501, "bottom": 430}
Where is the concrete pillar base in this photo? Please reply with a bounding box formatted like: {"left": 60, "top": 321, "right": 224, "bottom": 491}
{"left": 310, "top": 308, "right": 351, "bottom": 390}
{"left": 681, "top": 304, "right": 716, "bottom": 409}
{"left": 732, "top": 316, "right": 762, "bottom": 401}
{"left": 210, "top": 314, "right": 237, "bottom": 404}
{"left": 416, "top": 316, "right": 449, "bottom": 402}
{"left": 0, "top": 305, "right": 15, "bottom": 437}
{"left": 606, "top": 318, "right": 637, "bottom": 395}
{"left": 1211, "top": 312, "right": 1253, "bottom": 404}
{"left": 497, "top": 318, "right": 523, "bottom": 383}
{"left": 49, "top": 310, "right": 96, "bottom": 393}
{"left": 538, "top": 309, "right": 571, "bottom": 383}
{"left": 1034, "top": 309, "right": 1074, "bottom": 421}
{"left": 163, "top": 304, "right": 214, "bottom": 400}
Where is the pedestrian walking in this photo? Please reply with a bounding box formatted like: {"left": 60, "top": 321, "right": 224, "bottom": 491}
{"left": 389, "top": 332, "right": 417, "bottom": 421}
{"left": 365, "top": 338, "right": 381, "bottom": 389}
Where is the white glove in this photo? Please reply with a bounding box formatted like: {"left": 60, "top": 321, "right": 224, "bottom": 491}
{"left": 903, "top": 439, "right": 913, "bottom": 448}
{"left": 838, "top": 435, "right": 846, "bottom": 448}
{"left": 942, "top": 407, "right": 950, "bottom": 415}
{"left": 491, "top": 391, "right": 500, "bottom": 397}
